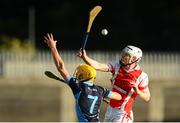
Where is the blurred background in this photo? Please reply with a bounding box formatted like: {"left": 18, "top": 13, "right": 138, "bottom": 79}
{"left": 0, "top": 0, "right": 180, "bottom": 122}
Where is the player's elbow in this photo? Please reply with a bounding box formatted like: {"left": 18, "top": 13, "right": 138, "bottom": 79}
{"left": 57, "top": 64, "right": 67, "bottom": 75}
{"left": 144, "top": 94, "right": 151, "bottom": 102}
{"left": 57, "top": 67, "right": 63, "bottom": 73}
{"left": 57, "top": 62, "right": 65, "bottom": 71}
{"left": 144, "top": 97, "right": 150, "bottom": 102}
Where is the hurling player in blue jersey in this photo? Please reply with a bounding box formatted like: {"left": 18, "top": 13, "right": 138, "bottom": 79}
{"left": 44, "top": 33, "right": 122, "bottom": 122}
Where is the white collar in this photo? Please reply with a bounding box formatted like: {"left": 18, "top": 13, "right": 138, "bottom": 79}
{"left": 83, "top": 81, "right": 94, "bottom": 86}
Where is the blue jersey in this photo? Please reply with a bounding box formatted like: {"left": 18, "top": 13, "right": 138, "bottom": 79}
{"left": 65, "top": 77, "right": 112, "bottom": 122}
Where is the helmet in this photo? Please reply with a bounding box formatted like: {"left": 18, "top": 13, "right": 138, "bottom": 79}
{"left": 74, "top": 64, "right": 96, "bottom": 82}
{"left": 121, "top": 45, "right": 142, "bottom": 64}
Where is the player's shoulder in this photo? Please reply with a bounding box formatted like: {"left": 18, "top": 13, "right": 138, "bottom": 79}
{"left": 141, "top": 70, "right": 148, "bottom": 77}
{"left": 136, "top": 65, "right": 148, "bottom": 78}
{"left": 68, "top": 77, "right": 77, "bottom": 83}
{"left": 138, "top": 70, "right": 149, "bottom": 82}
{"left": 95, "top": 84, "right": 102, "bottom": 89}
{"left": 68, "top": 77, "right": 79, "bottom": 87}
{"left": 96, "top": 84, "right": 107, "bottom": 91}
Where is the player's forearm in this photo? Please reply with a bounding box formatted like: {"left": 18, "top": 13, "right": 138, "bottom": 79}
{"left": 137, "top": 90, "right": 151, "bottom": 102}
{"left": 83, "top": 55, "right": 109, "bottom": 72}
{"left": 83, "top": 55, "right": 99, "bottom": 68}
{"left": 50, "top": 47, "right": 63, "bottom": 68}
{"left": 50, "top": 47, "right": 68, "bottom": 79}
{"left": 110, "top": 92, "right": 122, "bottom": 100}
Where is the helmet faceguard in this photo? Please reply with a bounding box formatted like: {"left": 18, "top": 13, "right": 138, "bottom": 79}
{"left": 73, "top": 64, "right": 96, "bottom": 82}
{"left": 119, "top": 45, "right": 142, "bottom": 66}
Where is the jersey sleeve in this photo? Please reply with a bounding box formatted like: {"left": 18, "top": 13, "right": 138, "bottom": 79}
{"left": 98, "top": 86, "right": 111, "bottom": 99}
{"left": 108, "top": 61, "right": 120, "bottom": 74}
{"left": 138, "top": 73, "right": 149, "bottom": 90}
{"left": 108, "top": 62, "right": 115, "bottom": 74}
{"left": 65, "top": 76, "right": 81, "bottom": 95}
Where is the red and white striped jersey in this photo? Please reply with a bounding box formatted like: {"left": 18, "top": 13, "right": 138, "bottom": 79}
{"left": 108, "top": 62, "right": 149, "bottom": 114}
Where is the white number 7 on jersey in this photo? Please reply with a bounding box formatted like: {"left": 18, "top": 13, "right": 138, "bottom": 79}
{"left": 88, "top": 95, "right": 98, "bottom": 114}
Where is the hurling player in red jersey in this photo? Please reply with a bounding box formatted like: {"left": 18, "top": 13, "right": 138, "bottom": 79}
{"left": 78, "top": 45, "right": 151, "bottom": 122}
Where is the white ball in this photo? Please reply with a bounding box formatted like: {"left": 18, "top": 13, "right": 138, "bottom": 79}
{"left": 101, "top": 29, "right": 108, "bottom": 36}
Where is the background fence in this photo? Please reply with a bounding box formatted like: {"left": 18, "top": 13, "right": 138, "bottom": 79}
{"left": 0, "top": 51, "right": 180, "bottom": 122}
{"left": 0, "top": 51, "right": 180, "bottom": 80}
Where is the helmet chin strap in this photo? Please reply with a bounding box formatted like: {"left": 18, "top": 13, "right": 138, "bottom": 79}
{"left": 119, "top": 58, "right": 139, "bottom": 67}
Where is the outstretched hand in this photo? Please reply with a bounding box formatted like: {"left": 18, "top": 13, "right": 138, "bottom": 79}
{"left": 44, "top": 33, "right": 57, "bottom": 49}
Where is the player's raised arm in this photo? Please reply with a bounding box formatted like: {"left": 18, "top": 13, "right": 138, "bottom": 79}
{"left": 77, "top": 48, "right": 110, "bottom": 72}
{"left": 44, "top": 33, "right": 69, "bottom": 80}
